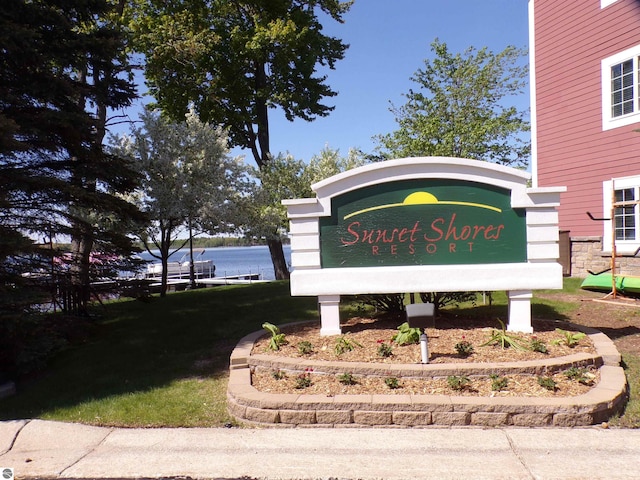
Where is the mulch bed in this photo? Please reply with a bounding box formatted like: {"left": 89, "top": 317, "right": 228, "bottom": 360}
{"left": 250, "top": 315, "right": 599, "bottom": 397}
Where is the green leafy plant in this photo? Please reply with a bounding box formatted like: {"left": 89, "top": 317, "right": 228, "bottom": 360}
{"left": 271, "top": 369, "right": 286, "bottom": 380}
{"left": 564, "top": 367, "right": 594, "bottom": 385}
{"left": 297, "top": 341, "right": 313, "bottom": 355}
{"left": 479, "top": 319, "right": 528, "bottom": 350}
{"left": 454, "top": 337, "right": 474, "bottom": 357}
{"left": 392, "top": 322, "right": 421, "bottom": 345}
{"left": 447, "top": 375, "right": 471, "bottom": 391}
{"left": 262, "top": 322, "right": 288, "bottom": 351}
{"left": 295, "top": 368, "right": 313, "bottom": 389}
{"left": 334, "top": 335, "right": 363, "bottom": 355}
{"left": 552, "top": 328, "right": 586, "bottom": 348}
{"left": 338, "top": 372, "right": 357, "bottom": 385}
{"left": 489, "top": 374, "right": 508, "bottom": 391}
{"left": 384, "top": 377, "right": 400, "bottom": 389}
{"left": 530, "top": 336, "right": 548, "bottom": 353}
{"left": 377, "top": 339, "right": 393, "bottom": 357}
{"left": 537, "top": 375, "right": 557, "bottom": 391}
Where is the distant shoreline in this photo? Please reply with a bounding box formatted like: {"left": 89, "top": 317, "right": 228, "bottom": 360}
{"left": 53, "top": 236, "right": 290, "bottom": 251}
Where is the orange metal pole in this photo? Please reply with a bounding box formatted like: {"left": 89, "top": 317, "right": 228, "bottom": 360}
{"left": 611, "top": 184, "right": 617, "bottom": 298}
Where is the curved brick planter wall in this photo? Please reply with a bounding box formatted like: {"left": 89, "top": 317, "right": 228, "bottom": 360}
{"left": 227, "top": 323, "right": 628, "bottom": 427}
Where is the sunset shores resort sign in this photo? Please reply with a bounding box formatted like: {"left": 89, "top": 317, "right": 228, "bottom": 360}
{"left": 320, "top": 179, "right": 526, "bottom": 267}
{"left": 283, "top": 158, "right": 566, "bottom": 335}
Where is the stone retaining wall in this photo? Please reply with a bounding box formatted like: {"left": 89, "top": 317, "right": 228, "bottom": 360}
{"left": 227, "top": 324, "right": 628, "bottom": 428}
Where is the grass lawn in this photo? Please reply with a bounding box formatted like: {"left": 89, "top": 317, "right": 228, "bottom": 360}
{"left": 0, "top": 279, "right": 638, "bottom": 428}
{"left": 0, "top": 281, "right": 317, "bottom": 427}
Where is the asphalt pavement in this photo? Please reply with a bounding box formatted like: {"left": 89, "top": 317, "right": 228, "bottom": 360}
{"left": 1, "top": 419, "right": 640, "bottom": 479}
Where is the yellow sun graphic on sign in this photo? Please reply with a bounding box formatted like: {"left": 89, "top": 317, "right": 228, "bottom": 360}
{"left": 403, "top": 191, "right": 439, "bottom": 205}
{"left": 343, "top": 191, "right": 502, "bottom": 220}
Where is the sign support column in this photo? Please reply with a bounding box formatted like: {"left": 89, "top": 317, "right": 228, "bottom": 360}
{"left": 318, "top": 295, "right": 341, "bottom": 336}
{"left": 507, "top": 290, "right": 534, "bottom": 333}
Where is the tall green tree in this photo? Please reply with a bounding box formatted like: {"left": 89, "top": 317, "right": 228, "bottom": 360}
{"left": 67, "top": 0, "right": 140, "bottom": 311}
{"left": 377, "top": 39, "right": 530, "bottom": 167}
{"left": 304, "top": 145, "right": 367, "bottom": 185}
{"left": 131, "top": 0, "right": 352, "bottom": 279}
{"left": 110, "top": 108, "right": 249, "bottom": 296}
{"left": 0, "top": 0, "right": 143, "bottom": 314}
{"left": 247, "top": 147, "right": 365, "bottom": 246}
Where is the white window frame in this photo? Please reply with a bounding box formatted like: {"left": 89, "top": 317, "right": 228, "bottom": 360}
{"left": 602, "top": 45, "right": 640, "bottom": 131}
{"left": 603, "top": 176, "right": 640, "bottom": 254}
{"left": 601, "top": 0, "right": 619, "bottom": 8}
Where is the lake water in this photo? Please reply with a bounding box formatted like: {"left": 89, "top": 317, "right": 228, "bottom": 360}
{"left": 137, "top": 244, "right": 292, "bottom": 280}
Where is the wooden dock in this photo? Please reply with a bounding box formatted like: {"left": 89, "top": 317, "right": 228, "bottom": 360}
{"left": 148, "top": 273, "right": 266, "bottom": 290}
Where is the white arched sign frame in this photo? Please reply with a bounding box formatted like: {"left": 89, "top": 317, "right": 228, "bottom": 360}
{"left": 283, "top": 157, "right": 565, "bottom": 335}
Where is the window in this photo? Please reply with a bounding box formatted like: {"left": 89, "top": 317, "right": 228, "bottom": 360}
{"left": 602, "top": 46, "right": 640, "bottom": 130}
{"left": 611, "top": 60, "right": 634, "bottom": 118}
{"left": 614, "top": 187, "right": 636, "bottom": 240}
{"left": 603, "top": 177, "right": 640, "bottom": 253}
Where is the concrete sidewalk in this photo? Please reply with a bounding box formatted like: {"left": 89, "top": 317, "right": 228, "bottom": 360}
{"left": 1, "top": 419, "right": 639, "bottom": 479}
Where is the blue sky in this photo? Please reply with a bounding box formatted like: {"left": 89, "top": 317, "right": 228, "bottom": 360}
{"left": 110, "top": 0, "right": 530, "bottom": 164}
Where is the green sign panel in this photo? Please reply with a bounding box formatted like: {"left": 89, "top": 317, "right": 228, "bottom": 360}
{"left": 319, "top": 179, "right": 527, "bottom": 268}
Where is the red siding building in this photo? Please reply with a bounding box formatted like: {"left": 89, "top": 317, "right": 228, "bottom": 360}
{"left": 530, "top": 0, "right": 640, "bottom": 276}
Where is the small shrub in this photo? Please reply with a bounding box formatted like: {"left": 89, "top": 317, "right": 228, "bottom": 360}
{"left": 357, "top": 293, "right": 406, "bottom": 313}
{"left": 334, "top": 335, "right": 362, "bottom": 356}
{"left": 338, "top": 372, "right": 357, "bottom": 385}
{"left": 262, "top": 322, "right": 288, "bottom": 351}
{"left": 0, "top": 313, "right": 83, "bottom": 376}
{"left": 564, "top": 366, "right": 594, "bottom": 385}
{"left": 377, "top": 339, "right": 393, "bottom": 357}
{"left": 384, "top": 377, "right": 400, "bottom": 389}
{"left": 537, "top": 375, "right": 557, "bottom": 391}
{"left": 392, "top": 322, "right": 421, "bottom": 345}
{"left": 454, "top": 338, "right": 474, "bottom": 357}
{"left": 418, "top": 291, "right": 477, "bottom": 312}
{"left": 297, "top": 341, "right": 313, "bottom": 355}
{"left": 295, "top": 368, "right": 313, "bottom": 389}
{"left": 530, "top": 336, "right": 548, "bottom": 353}
{"left": 447, "top": 375, "right": 471, "bottom": 391}
{"left": 552, "top": 328, "right": 586, "bottom": 348}
{"left": 271, "top": 369, "right": 286, "bottom": 380}
{"left": 489, "top": 374, "right": 508, "bottom": 391}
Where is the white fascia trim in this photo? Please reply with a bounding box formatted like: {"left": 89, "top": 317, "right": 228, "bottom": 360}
{"left": 311, "top": 157, "right": 530, "bottom": 196}
{"left": 602, "top": 175, "right": 640, "bottom": 254}
{"left": 601, "top": 0, "right": 618, "bottom": 8}
{"left": 290, "top": 263, "right": 563, "bottom": 296}
{"left": 528, "top": 0, "right": 539, "bottom": 187}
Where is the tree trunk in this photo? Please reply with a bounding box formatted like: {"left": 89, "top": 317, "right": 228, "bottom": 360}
{"left": 188, "top": 220, "right": 196, "bottom": 289}
{"left": 159, "top": 226, "right": 171, "bottom": 297}
{"left": 253, "top": 62, "right": 288, "bottom": 281}
{"left": 160, "top": 251, "right": 169, "bottom": 297}
{"left": 267, "top": 237, "right": 289, "bottom": 280}
{"left": 68, "top": 62, "right": 94, "bottom": 316}
{"left": 69, "top": 231, "right": 92, "bottom": 315}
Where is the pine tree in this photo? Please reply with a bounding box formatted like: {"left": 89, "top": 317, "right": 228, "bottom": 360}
{"left": 0, "top": 0, "right": 144, "bottom": 314}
